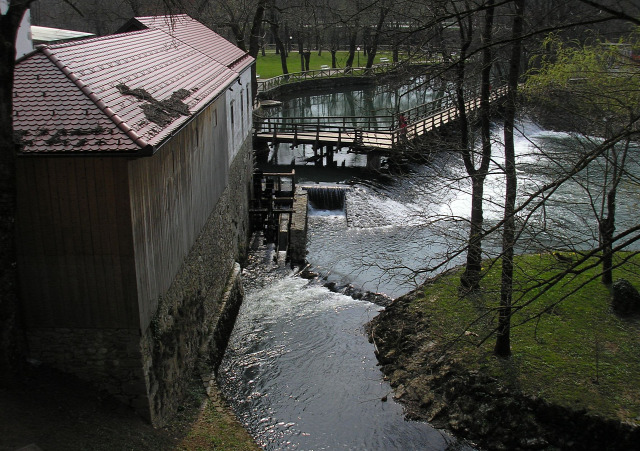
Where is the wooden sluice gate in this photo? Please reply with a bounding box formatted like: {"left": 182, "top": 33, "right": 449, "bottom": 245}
{"left": 250, "top": 170, "right": 308, "bottom": 264}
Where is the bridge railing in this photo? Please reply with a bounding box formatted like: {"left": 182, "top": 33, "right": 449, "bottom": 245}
{"left": 396, "top": 93, "right": 456, "bottom": 125}
{"left": 255, "top": 114, "right": 396, "bottom": 132}
{"left": 389, "top": 85, "right": 510, "bottom": 146}
{"left": 395, "top": 84, "right": 510, "bottom": 125}
{"left": 257, "top": 63, "right": 398, "bottom": 93}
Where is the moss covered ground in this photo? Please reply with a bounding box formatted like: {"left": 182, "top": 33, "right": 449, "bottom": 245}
{"left": 410, "top": 252, "right": 640, "bottom": 424}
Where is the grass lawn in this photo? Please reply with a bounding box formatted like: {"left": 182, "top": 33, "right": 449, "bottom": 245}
{"left": 255, "top": 50, "right": 396, "bottom": 79}
{"left": 177, "top": 399, "right": 260, "bottom": 451}
{"left": 413, "top": 252, "right": 640, "bottom": 423}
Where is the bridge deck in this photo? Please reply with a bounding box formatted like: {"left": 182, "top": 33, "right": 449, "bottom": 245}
{"left": 254, "top": 86, "right": 508, "bottom": 152}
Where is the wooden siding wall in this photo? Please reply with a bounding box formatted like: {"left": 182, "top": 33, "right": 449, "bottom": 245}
{"left": 129, "top": 99, "right": 230, "bottom": 331}
{"left": 16, "top": 157, "right": 139, "bottom": 329}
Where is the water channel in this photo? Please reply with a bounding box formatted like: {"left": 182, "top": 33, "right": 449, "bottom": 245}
{"left": 218, "top": 79, "right": 640, "bottom": 449}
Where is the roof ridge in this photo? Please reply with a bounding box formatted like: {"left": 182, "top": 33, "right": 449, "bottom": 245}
{"left": 134, "top": 13, "right": 189, "bottom": 21}
{"left": 40, "top": 46, "right": 152, "bottom": 152}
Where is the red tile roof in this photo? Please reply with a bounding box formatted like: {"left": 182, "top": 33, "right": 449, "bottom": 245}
{"left": 132, "top": 15, "right": 249, "bottom": 68}
{"left": 13, "top": 14, "right": 253, "bottom": 155}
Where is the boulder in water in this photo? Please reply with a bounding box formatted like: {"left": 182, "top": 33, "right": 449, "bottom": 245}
{"left": 611, "top": 278, "right": 640, "bottom": 316}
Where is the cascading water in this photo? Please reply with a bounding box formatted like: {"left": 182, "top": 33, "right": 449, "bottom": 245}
{"left": 302, "top": 184, "right": 350, "bottom": 212}
{"left": 218, "top": 171, "right": 475, "bottom": 449}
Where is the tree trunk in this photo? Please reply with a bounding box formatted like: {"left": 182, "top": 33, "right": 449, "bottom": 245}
{"left": 298, "top": 41, "right": 304, "bottom": 72}
{"left": 345, "top": 29, "right": 357, "bottom": 68}
{"left": 366, "top": 6, "right": 390, "bottom": 68}
{"left": 1, "top": 1, "right": 32, "bottom": 384}
{"left": 495, "top": 0, "right": 525, "bottom": 358}
{"left": 392, "top": 21, "right": 399, "bottom": 63}
{"left": 600, "top": 215, "right": 614, "bottom": 285}
{"left": 270, "top": 19, "right": 289, "bottom": 77}
{"left": 303, "top": 49, "right": 311, "bottom": 71}
{"left": 459, "top": 1, "right": 491, "bottom": 291}
{"left": 600, "top": 138, "right": 628, "bottom": 285}
{"left": 230, "top": 22, "right": 247, "bottom": 52}
{"left": 248, "top": 0, "right": 268, "bottom": 99}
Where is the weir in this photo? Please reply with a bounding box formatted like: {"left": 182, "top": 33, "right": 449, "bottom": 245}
{"left": 302, "top": 184, "right": 351, "bottom": 211}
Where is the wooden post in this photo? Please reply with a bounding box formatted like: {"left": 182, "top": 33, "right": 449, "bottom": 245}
{"left": 366, "top": 153, "right": 381, "bottom": 171}
{"left": 326, "top": 145, "right": 334, "bottom": 167}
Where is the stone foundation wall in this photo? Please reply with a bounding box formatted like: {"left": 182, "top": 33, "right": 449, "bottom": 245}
{"left": 27, "top": 138, "right": 254, "bottom": 425}
{"left": 289, "top": 188, "right": 308, "bottom": 265}
{"left": 27, "top": 327, "right": 147, "bottom": 404}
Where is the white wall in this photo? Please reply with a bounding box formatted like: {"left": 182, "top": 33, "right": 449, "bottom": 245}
{"left": 225, "top": 67, "right": 254, "bottom": 162}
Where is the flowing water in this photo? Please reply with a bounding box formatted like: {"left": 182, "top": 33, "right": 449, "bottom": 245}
{"left": 219, "top": 82, "right": 640, "bottom": 449}
{"left": 219, "top": 263, "right": 469, "bottom": 450}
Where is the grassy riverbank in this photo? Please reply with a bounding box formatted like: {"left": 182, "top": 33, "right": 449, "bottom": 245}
{"left": 386, "top": 251, "right": 640, "bottom": 422}
{"left": 369, "top": 251, "right": 640, "bottom": 448}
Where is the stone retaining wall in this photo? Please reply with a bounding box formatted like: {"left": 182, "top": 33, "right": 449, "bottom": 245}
{"left": 289, "top": 188, "right": 308, "bottom": 265}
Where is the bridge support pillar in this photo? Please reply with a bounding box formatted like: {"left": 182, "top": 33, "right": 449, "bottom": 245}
{"left": 326, "top": 145, "right": 335, "bottom": 167}
{"left": 289, "top": 188, "right": 308, "bottom": 266}
{"left": 366, "top": 153, "right": 382, "bottom": 171}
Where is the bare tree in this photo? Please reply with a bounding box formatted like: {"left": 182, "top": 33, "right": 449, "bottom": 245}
{"left": 453, "top": 0, "right": 496, "bottom": 291}
{"left": 0, "top": 0, "right": 34, "bottom": 383}
{"left": 364, "top": 0, "right": 391, "bottom": 68}
{"left": 494, "top": 0, "right": 525, "bottom": 358}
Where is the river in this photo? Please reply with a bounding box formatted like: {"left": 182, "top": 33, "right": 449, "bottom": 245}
{"left": 218, "top": 80, "right": 640, "bottom": 449}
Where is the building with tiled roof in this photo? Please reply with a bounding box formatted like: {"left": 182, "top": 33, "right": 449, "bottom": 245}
{"left": 14, "top": 15, "right": 255, "bottom": 425}
{"left": 14, "top": 13, "right": 253, "bottom": 155}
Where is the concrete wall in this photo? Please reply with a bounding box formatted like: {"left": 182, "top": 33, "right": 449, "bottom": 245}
{"left": 289, "top": 188, "right": 308, "bottom": 265}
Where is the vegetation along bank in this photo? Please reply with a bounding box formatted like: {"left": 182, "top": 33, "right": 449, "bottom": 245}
{"left": 368, "top": 252, "right": 640, "bottom": 450}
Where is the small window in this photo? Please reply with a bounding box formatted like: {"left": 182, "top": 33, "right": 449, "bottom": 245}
{"left": 231, "top": 101, "right": 234, "bottom": 125}
{"left": 214, "top": 108, "right": 218, "bottom": 127}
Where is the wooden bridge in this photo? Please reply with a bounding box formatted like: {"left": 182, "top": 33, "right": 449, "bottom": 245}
{"left": 254, "top": 85, "right": 509, "bottom": 153}
{"left": 257, "top": 64, "right": 396, "bottom": 93}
